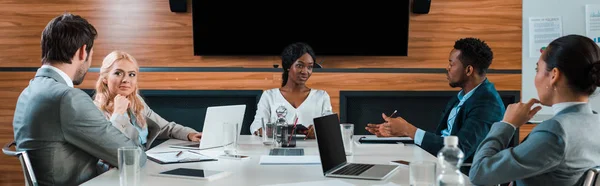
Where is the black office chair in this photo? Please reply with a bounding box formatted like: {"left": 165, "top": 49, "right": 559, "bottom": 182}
{"left": 3, "top": 141, "right": 38, "bottom": 186}
{"left": 582, "top": 166, "right": 600, "bottom": 186}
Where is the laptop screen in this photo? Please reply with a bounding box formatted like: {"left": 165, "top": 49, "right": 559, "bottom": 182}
{"left": 313, "top": 113, "right": 347, "bottom": 174}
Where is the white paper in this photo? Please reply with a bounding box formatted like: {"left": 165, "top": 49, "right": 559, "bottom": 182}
{"left": 259, "top": 155, "right": 321, "bottom": 165}
{"left": 528, "top": 17, "right": 562, "bottom": 58}
{"left": 261, "top": 179, "right": 355, "bottom": 186}
{"left": 154, "top": 169, "right": 232, "bottom": 181}
{"left": 147, "top": 150, "right": 215, "bottom": 163}
{"left": 586, "top": 4, "right": 600, "bottom": 46}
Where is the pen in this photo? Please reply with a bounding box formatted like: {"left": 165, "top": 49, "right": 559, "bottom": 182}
{"left": 388, "top": 110, "right": 398, "bottom": 118}
{"left": 175, "top": 151, "right": 183, "bottom": 157}
{"left": 288, "top": 115, "right": 299, "bottom": 146}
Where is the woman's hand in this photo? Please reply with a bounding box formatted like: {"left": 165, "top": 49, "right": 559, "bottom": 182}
{"left": 112, "top": 94, "right": 129, "bottom": 115}
{"left": 305, "top": 125, "right": 316, "bottom": 139}
{"left": 254, "top": 128, "right": 263, "bottom": 137}
{"left": 502, "top": 99, "right": 542, "bottom": 128}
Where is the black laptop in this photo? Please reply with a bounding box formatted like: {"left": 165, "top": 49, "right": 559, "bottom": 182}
{"left": 313, "top": 113, "right": 400, "bottom": 180}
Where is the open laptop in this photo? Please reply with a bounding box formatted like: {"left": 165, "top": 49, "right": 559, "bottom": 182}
{"left": 313, "top": 113, "right": 400, "bottom": 180}
{"left": 170, "top": 104, "right": 246, "bottom": 150}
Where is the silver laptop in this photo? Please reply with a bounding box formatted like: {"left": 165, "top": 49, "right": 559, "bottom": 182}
{"left": 170, "top": 104, "right": 246, "bottom": 150}
{"left": 313, "top": 113, "right": 400, "bottom": 180}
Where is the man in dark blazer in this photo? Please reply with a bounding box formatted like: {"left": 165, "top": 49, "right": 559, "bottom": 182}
{"left": 366, "top": 37, "right": 505, "bottom": 174}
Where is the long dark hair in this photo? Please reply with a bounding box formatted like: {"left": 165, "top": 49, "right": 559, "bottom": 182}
{"left": 543, "top": 34, "right": 600, "bottom": 95}
{"left": 280, "top": 42, "right": 316, "bottom": 87}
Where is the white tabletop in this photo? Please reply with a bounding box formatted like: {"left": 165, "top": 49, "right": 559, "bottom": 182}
{"left": 81, "top": 135, "right": 468, "bottom": 186}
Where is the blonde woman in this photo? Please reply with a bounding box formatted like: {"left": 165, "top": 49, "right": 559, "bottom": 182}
{"left": 93, "top": 51, "right": 201, "bottom": 150}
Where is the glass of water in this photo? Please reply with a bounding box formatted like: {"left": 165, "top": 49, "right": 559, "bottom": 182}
{"left": 262, "top": 117, "right": 274, "bottom": 145}
{"left": 340, "top": 123, "right": 354, "bottom": 156}
{"left": 223, "top": 122, "right": 239, "bottom": 155}
{"left": 118, "top": 146, "right": 142, "bottom": 186}
{"left": 409, "top": 161, "right": 436, "bottom": 186}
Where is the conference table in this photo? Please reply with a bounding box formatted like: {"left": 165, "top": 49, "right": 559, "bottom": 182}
{"left": 82, "top": 135, "right": 471, "bottom": 186}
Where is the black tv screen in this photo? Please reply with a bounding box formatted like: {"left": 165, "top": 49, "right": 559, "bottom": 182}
{"left": 192, "top": 1, "right": 410, "bottom": 56}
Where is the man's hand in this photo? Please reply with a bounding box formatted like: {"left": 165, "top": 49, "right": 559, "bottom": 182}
{"left": 366, "top": 113, "right": 417, "bottom": 138}
{"left": 365, "top": 123, "right": 393, "bottom": 137}
{"left": 187, "top": 132, "right": 202, "bottom": 141}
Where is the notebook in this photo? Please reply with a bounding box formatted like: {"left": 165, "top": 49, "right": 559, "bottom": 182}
{"left": 147, "top": 150, "right": 217, "bottom": 164}
{"left": 358, "top": 136, "right": 414, "bottom": 144}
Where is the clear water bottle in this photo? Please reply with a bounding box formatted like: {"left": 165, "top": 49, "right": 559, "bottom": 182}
{"left": 437, "top": 136, "right": 466, "bottom": 186}
{"left": 274, "top": 106, "right": 288, "bottom": 147}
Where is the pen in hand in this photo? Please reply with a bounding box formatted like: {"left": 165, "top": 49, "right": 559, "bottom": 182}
{"left": 387, "top": 110, "right": 398, "bottom": 119}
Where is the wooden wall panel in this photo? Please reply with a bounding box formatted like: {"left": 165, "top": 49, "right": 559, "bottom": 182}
{"left": 0, "top": 0, "right": 521, "bottom": 70}
{"left": 519, "top": 124, "right": 535, "bottom": 142}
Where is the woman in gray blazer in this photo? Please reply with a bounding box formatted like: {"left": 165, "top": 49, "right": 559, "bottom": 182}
{"left": 469, "top": 34, "right": 600, "bottom": 186}
{"left": 93, "top": 50, "right": 202, "bottom": 150}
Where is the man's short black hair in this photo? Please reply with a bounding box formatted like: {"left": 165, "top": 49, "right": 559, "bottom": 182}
{"left": 453, "top": 37, "right": 493, "bottom": 75}
{"left": 41, "top": 13, "right": 97, "bottom": 64}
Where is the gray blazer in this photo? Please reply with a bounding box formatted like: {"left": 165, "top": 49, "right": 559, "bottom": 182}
{"left": 469, "top": 103, "right": 600, "bottom": 186}
{"left": 12, "top": 68, "right": 147, "bottom": 186}
{"left": 103, "top": 95, "right": 198, "bottom": 149}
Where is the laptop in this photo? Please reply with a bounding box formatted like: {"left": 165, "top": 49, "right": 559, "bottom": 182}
{"left": 170, "top": 104, "right": 246, "bottom": 150}
{"left": 313, "top": 113, "right": 400, "bottom": 180}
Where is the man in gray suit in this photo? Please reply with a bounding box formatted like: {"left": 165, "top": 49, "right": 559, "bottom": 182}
{"left": 12, "top": 13, "right": 146, "bottom": 186}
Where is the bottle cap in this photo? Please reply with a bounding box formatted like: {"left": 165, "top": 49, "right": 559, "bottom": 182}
{"left": 444, "top": 136, "right": 458, "bottom": 146}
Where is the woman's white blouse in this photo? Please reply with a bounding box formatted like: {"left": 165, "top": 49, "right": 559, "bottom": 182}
{"left": 249, "top": 88, "right": 333, "bottom": 134}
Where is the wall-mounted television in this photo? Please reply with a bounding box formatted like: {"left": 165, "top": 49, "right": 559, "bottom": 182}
{"left": 192, "top": 1, "right": 410, "bottom": 56}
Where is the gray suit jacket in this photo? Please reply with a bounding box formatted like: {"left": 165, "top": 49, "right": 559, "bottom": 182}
{"left": 469, "top": 103, "right": 600, "bottom": 186}
{"left": 104, "top": 95, "right": 198, "bottom": 149}
{"left": 12, "top": 68, "right": 147, "bottom": 186}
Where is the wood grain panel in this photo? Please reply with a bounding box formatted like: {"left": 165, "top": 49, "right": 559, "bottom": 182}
{"left": 519, "top": 124, "right": 535, "bottom": 142}
{"left": 0, "top": 0, "right": 521, "bottom": 69}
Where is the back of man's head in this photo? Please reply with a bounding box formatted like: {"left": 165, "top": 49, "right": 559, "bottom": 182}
{"left": 453, "top": 38, "right": 493, "bottom": 76}
{"left": 41, "top": 13, "right": 97, "bottom": 65}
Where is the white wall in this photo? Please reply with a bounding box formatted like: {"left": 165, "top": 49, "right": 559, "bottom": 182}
{"left": 522, "top": 0, "right": 600, "bottom": 114}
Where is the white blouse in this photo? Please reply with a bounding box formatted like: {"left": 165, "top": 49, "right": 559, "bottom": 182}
{"left": 249, "top": 88, "right": 333, "bottom": 134}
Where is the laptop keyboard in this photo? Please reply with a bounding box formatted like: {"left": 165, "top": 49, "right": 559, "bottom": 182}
{"left": 269, "top": 148, "right": 304, "bottom": 156}
{"left": 332, "top": 163, "right": 374, "bottom": 176}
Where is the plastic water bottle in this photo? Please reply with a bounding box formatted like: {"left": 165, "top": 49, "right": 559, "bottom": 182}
{"left": 437, "top": 136, "right": 466, "bottom": 186}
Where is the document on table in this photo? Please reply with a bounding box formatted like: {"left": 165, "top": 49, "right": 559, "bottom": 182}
{"left": 258, "top": 155, "right": 321, "bottom": 165}
{"left": 147, "top": 150, "right": 217, "bottom": 164}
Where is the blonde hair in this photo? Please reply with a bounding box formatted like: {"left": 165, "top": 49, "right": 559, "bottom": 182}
{"left": 94, "top": 50, "right": 146, "bottom": 128}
